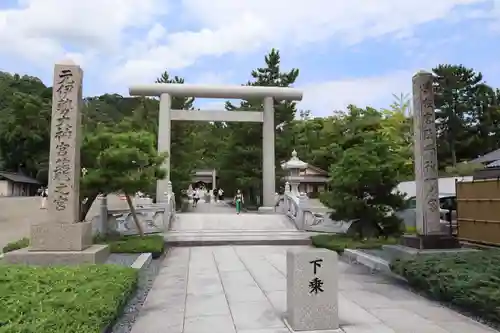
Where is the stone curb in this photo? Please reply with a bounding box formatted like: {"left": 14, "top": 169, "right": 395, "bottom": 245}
{"left": 341, "top": 249, "right": 409, "bottom": 283}
{"left": 342, "top": 249, "right": 391, "bottom": 273}
{"left": 131, "top": 253, "right": 152, "bottom": 270}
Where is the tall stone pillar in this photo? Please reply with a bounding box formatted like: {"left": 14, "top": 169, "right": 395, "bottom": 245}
{"left": 402, "top": 70, "right": 459, "bottom": 249}
{"left": 5, "top": 60, "right": 109, "bottom": 265}
{"left": 260, "top": 96, "right": 276, "bottom": 211}
{"left": 413, "top": 71, "right": 441, "bottom": 235}
{"left": 157, "top": 93, "right": 172, "bottom": 202}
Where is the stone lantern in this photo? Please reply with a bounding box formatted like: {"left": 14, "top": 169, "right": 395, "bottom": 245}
{"left": 282, "top": 150, "right": 308, "bottom": 196}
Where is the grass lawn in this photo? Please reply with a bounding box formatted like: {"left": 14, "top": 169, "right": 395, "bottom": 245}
{"left": 391, "top": 249, "right": 500, "bottom": 326}
{"left": 2, "top": 234, "right": 165, "bottom": 258}
{"left": 311, "top": 233, "right": 399, "bottom": 253}
{"left": 0, "top": 264, "right": 137, "bottom": 333}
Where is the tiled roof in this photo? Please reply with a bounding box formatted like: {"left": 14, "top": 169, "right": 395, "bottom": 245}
{"left": 469, "top": 148, "right": 500, "bottom": 164}
{"left": 486, "top": 160, "right": 500, "bottom": 168}
{"left": 0, "top": 171, "right": 40, "bottom": 184}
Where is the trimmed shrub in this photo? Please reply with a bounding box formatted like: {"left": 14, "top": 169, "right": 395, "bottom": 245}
{"left": 103, "top": 234, "right": 165, "bottom": 259}
{"left": 0, "top": 264, "right": 137, "bottom": 333}
{"left": 5, "top": 234, "right": 165, "bottom": 258}
{"left": 2, "top": 237, "right": 29, "bottom": 253}
{"left": 391, "top": 250, "right": 500, "bottom": 325}
{"left": 311, "top": 233, "right": 398, "bottom": 253}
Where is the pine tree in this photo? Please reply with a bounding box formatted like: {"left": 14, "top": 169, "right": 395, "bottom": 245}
{"left": 433, "top": 65, "right": 483, "bottom": 166}
{"left": 218, "top": 49, "right": 299, "bottom": 204}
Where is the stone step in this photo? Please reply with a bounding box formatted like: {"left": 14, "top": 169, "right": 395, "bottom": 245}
{"left": 164, "top": 230, "right": 316, "bottom": 247}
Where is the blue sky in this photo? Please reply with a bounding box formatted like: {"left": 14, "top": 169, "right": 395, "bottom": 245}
{"left": 0, "top": 0, "right": 499, "bottom": 116}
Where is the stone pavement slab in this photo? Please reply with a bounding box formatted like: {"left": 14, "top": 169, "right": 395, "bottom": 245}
{"left": 131, "top": 246, "right": 499, "bottom": 333}
{"left": 166, "top": 202, "right": 313, "bottom": 246}
{"left": 171, "top": 203, "right": 297, "bottom": 231}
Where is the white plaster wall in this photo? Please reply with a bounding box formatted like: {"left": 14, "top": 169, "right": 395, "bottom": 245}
{"left": 396, "top": 176, "right": 473, "bottom": 198}
{"left": 0, "top": 180, "right": 9, "bottom": 196}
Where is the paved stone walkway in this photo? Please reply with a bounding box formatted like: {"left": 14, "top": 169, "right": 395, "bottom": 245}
{"left": 183, "top": 200, "right": 237, "bottom": 214}
{"left": 166, "top": 202, "right": 312, "bottom": 246}
{"left": 131, "top": 245, "right": 498, "bottom": 333}
{"left": 171, "top": 202, "right": 296, "bottom": 231}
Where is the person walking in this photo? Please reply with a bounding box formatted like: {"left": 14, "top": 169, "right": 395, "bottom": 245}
{"left": 192, "top": 188, "right": 200, "bottom": 208}
{"left": 233, "top": 189, "right": 244, "bottom": 214}
{"left": 39, "top": 187, "right": 48, "bottom": 209}
{"left": 218, "top": 188, "right": 224, "bottom": 202}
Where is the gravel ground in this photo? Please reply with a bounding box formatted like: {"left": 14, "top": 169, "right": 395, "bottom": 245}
{"left": 107, "top": 256, "right": 162, "bottom": 333}
{"left": 105, "top": 253, "right": 142, "bottom": 267}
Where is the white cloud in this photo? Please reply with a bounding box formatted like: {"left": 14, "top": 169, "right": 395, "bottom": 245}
{"left": 192, "top": 70, "right": 414, "bottom": 117}
{"left": 0, "top": 0, "right": 498, "bottom": 115}
{"left": 0, "top": 0, "right": 168, "bottom": 65}
{"left": 118, "top": 0, "right": 492, "bottom": 83}
{"left": 301, "top": 70, "right": 413, "bottom": 116}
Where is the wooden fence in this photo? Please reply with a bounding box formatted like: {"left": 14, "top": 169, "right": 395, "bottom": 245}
{"left": 456, "top": 179, "right": 500, "bottom": 245}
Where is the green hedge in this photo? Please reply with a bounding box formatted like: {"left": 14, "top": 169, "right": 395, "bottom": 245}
{"left": 0, "top": 264, "right": 137, "bottom": 333}
{"left": 391, "top": 250, "right": 500, "bottom": 325}
{"left": 101, "top": 235, "right": 165, "bottom": 259}
{"left": 311, "top": 233, "right": 398, "bottom": 253}
{"left": 2, "top": 237, "right": 29, "bottom": 253}
{"left": 3, "top": 234, "right": 165, "bottom": 259}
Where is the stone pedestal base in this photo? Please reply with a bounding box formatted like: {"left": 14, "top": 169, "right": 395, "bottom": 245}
{"left": 401, "top": 234, "right": 460, "bottom": 249}
{"left": 258, "top": 206, "right": 275, "bottom": 214}
{"left": 283, "top": 318, "right": 343, "bottom": 333}
{"left": 3, "top": 244, "right": 110, "bottom": 266}
{"left": 30, "top": 221, "right": 93, "bottom": 251}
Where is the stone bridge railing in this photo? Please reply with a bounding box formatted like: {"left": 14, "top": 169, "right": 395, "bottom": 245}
{"left": 91, "top": 182, "right": 176, "bottom": 236}
{"left": 276, "top": 186, "right": 352, "bottom": 234}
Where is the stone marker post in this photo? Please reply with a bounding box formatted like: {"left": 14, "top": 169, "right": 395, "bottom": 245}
{"left": 413, "top": 71, "right": 441, "bottom": 235}
{"left": 286, "top": 248, "right": 339, "bottom": 331}
{"left": 402, "top": 70, "right": 459, "bottom": 249}
{"left": 5, "top": 60, "right": 109, "bottom": 265}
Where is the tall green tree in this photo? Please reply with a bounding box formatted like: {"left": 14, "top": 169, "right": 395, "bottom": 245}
{"left": 321, "top": 106, "right": 407, "bottom": 237}
{"left": 82, "top": 122, "right": 167, "bottom": 233}
{"left": 389, "top": 92, "right": 412, "bottom": 116}
{"left": 219, "top": 49, "right": 299, "bottom": 203}
{"left": 0, "top": 73, "right": 52, "bottom": 179}
{"left": 433, "top": 65, "right": 484, "bottom": 166}
{"left": 467, "top": 84, "right": 500, "bottom": 158}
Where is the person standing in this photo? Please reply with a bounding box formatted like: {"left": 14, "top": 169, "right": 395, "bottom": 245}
{"left": 233, "top": 189, "right": 243, "bottom": 214}
{"left": 192, "top": 188, "right": 200, "bottom": 207}
{"left": 218, "top": 188, "right": 224, "bottom": 202}
{"left": 39, "top": 187, "right": 48, "bottom": 209}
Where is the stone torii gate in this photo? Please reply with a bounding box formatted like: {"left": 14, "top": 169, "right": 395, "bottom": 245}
{"left": 129, "top": 83, "right": 303, "bottom": 211}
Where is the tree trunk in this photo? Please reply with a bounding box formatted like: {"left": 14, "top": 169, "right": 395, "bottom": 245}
{"left": 79, "top": 192, "right": 99, "bottom": 222}
{"left": 450, "top": 144, "right": 457, "bottom": 167}
{"left": 125, "top": 192, "right": 144, "bottom": 237}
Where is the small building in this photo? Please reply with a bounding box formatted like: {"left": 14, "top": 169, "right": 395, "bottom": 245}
{"left": 281, "top": 161, "right": 329, "bottom": 195}
{"left": 468, "top": 148, "right": 500, "bottom": 179}
{"left": 191, "top": 169, "right": 218, "bottom": 189}
{"left": 396, "top": 176, "right": 473, "bottom": 199}
{"left": 0, "top": 171, "right": 40, "bottom": 197}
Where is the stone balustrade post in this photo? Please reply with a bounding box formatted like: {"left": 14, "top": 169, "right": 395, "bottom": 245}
{"left": 284, "top": 181, "right": 291, "bottom": 212}
{"left": 297, "top": 192, "right": 309, "bottom": 229}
